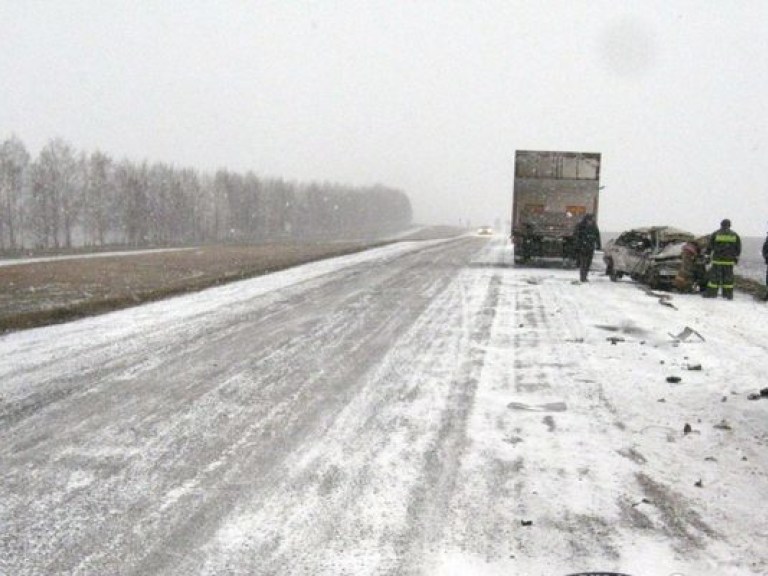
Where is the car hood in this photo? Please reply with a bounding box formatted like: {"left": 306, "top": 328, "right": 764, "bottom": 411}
{"left": 651, "top": 242, "right": 685, "bottom": 261}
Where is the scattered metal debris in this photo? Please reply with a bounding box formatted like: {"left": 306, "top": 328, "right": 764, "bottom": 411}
{"left": 668, "top": 326, "right": 706, "bottom": 343}
{"left": 667, "top": 376, "right": 682, "bottom": 384}
{"left": 641, "top": 286, "right": 679, "bottom": 309}
{"left": 747, "top": 388, "right": 768, "bottom": 401}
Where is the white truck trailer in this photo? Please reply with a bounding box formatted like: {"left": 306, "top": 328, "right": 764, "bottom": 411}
{"left": 511, "top": 150, "right": 602, "bottom": 265}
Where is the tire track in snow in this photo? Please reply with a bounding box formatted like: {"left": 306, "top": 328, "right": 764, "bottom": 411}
{"left": 391, "top": 273, "right": 502, "bottom": 573}
{"left": 189, "top": 253, "right": 498, "bottom": 574}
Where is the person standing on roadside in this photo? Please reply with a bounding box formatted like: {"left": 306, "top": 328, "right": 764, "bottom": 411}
{"left": 762, "top": 231, "right": 768, "bottom": 301}
{"left": 704, "top": 218, "right": 741, "bottom": 300}
{"left": 573, "top": 213, "right": 601, "bottom": 283}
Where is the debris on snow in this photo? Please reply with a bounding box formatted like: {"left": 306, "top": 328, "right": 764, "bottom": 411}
{"left": 668, "top": 326, "right": 706, "bottom": 343}
{"left": 666, "top": 376, "right": 682, "bottom": 384}
{"left": 747, "top": 387, "right": 768, "bottom": 401}
{"left": 713, "top": 419, "right": 732, "bottom": 431}
{"left": 695, "top": 479, "right": 704, "bottom": 488}
{"left": 642, "top": 286, "right": 678, "bottom": 309}
{"left": 520, "top": 520, "right": 533, "bottom": 527}
{"left": 683, "top": 423, "right": 693, "bottom": 435}
{"left": 685, "top": 363, "right": 702, "bottom": 371}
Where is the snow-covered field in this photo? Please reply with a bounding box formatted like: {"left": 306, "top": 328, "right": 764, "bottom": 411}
{"left": 1, "top": 235, "right": 767, "bottom": 575}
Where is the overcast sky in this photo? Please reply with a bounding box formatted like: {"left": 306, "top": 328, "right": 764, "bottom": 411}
{"left": 2, "top": 1, "right": 767, "bottom": 235}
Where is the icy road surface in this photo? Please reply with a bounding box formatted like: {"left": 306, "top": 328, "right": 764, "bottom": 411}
{"left": 1, "top": 236, "right": 767, "bottom": 576}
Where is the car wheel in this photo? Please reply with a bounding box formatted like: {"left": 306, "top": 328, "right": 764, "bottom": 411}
{"left": 607, "top": 260, "right": 620, "bottom": 282}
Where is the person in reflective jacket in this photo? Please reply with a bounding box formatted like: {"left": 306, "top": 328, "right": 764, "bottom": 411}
{"left": 704, "top": 219, "right": 741, "bottom": 299}
{"left": 762, "top": 232, "right": 768, "bottom": 301}
{"left": 573, "top": 213, "right": 601, "bottom": 283}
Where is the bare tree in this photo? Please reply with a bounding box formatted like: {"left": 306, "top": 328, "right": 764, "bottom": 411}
{"left": 28, "top": 139, "right": 80, "bottom": 248}
{"left": 114, "top": 160, "right": 149, "bottom": 246}
{"left": 0, "top": 136, "right": 30, "bottom": 250}
{"left": 82, "top": 151, "right": 114, "bottom": 246}
{"left": 3, "top": 135, "right": 414, "bottom": 251}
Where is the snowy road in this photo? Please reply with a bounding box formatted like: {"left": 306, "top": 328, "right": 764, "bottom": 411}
{"left": 2, "top": 237, "right": 767, "bottom": 576}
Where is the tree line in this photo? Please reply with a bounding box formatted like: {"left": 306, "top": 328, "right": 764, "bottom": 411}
{"left": 0, "top": 135, "right": 413, "bottom": 251}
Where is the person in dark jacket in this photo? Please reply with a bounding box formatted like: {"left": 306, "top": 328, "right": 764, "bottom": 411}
{"left": 704, "top": 219, "right": 741, "bottom": 299}
{"left": 762, "top": 232, "right": 768, "bottom": 301}
{"left": 573, "top": 214, "right": 601, "bottom": 282}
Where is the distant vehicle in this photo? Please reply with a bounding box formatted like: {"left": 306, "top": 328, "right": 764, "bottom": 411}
{"left": 476, "top": 226, "right": 494, "bottom": 236}
{"left": 511, "top": 150, "right": 602, "bottom": 265}
{"left": 603, "top": 226, "right": 700, "bottom": 288}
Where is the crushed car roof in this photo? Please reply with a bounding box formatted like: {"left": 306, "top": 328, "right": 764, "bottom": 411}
{"left": 622, "top": 226, "right": 695, "bottom": 243}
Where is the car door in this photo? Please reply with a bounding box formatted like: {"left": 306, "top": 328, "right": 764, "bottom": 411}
{"left": 611, "top": 232, "right": 633, "bottom": 274}
{"left": 619, "top": 230, "right": 645, "bottom": 277}
{"left": 626, "top": 231, "right": 653, "bottom": 277}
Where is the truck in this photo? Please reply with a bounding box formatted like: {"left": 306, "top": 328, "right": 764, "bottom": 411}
{"left": 511, "top": 150, "right": 602, "bottom": 265}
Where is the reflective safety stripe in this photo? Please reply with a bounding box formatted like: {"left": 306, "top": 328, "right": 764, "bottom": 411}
{"left": 723, "top": 284, "right": 734, "bottom": 289}
{"left": 711, "top": 260, "right": 735, "bottom": 266}
{"left": 715, "top": 234, "right": 738, "bottom": 243}
{"left": 708, "top": 282, "right": 719, "bottom": 288}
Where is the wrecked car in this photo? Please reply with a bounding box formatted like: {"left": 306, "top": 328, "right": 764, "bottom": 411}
{"left": 603, "top": 226, "right": 705, "bottom": 289}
